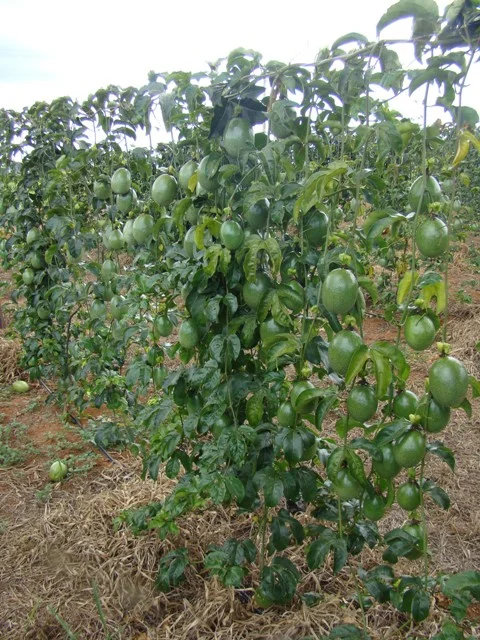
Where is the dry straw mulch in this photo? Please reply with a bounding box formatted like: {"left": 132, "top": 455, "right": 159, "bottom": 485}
{"left": 1, "top": 399, "right": 479, "bottom": 640}
{"left": 0, "top": 335, "right": 21, "bottom": 384}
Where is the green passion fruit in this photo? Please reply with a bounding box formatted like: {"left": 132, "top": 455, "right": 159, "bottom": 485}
{"left": 347, "top": 385, "right": 378, "bottom": 423}
{"left": 333, "top": 469, "right": 363, "bottom": 501}
{"left": 22, "top": 268, "right": 35, "bottom": 285}
{"left": 116, "top": 189, "right": 137, "bottom": 214}
{"left": 393, "top": 430, "right": 426, "bottom": 468}
{"left": 408, "top": 175, "right": 442, "bottom": 213}
{"left": 12, "top": 380, "right": 30, "bottom": 393}
{"left": 404, "top": 314, "right": 437, "bottom": 351}
{"left": 328, "top": 330, "right": 363, "bottom": 377}
{"left": 277, "top": 402, "right": 296, "bottom": 427}
{"left": 418, "top": 396, "right": 451, "bottom": 433}
{"left": 178, "top": 160, "right": 198, "bottom": 192}
{"left": 302, "top": 209, "right": 328, "bottom": 246}
{"left": 152, "top": 174, "right": 178, "bottom": 207}
{"left": 107, "top": 229, "right": 125, "bottom": 251}
{"left": 290, "top": 380, "right": 318, "bottom": 414}
{"left": 322, "top": 269, "right": 358, "bottom": 316}
{"left": 132, "top": 213, "right": 155, "bottom": 244}
{"left": 153, "top": 315, "right": 173, "bottom": 338}
{"left": 197, "top": 155, "right": 220, "bottom": 192}
{"left": 428, "top": 356, "right": 469, "bottom": 408}
{"left": 110, "top": 295, "right": 128, "bottom": 321}
{"left": 93, "top": 175, "right": 112, "bottom": 200}
{"left": 222, "top": 117, "right": 254, "bottom": 158}
{"left": 242, "top": 272, "right": 271, "bottom": 309}
{"left": 372, "top": 444, "right": 401, "bottom": 479}
{"left": 26, "top": 228, "right": 41, "bottom": 244}
{"left": 111, "top": 168, "right": 132, "bottom": 195}
{"left": 415, "top": 217, "right": 448, "bottom": 258}
{"left": 245, "top": 198, "right": 270, "bottom": 231}
{"left": 178, "top": 319, "right": 199, "bottom": 349}
{"left": 363, "top": 493, "right": 386, "bottom": 521}
{"left": 49, "top": 460, "right": 68, "bottom": 482}
{"left": 397, "top": 481, "right": 421, "bottom": 511}
{"left": 220, "top": 220, "right": 245, "bottom": 251}
{"left": 392, "top": 390, "right": 418, "bottom": 419}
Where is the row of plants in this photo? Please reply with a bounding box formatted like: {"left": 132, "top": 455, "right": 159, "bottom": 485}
{"left": 1, "top": 0, "right": 480, "bottom": 636}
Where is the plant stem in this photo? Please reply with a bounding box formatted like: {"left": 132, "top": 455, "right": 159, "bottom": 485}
{"left": 259, "top": 503, "right": 269, "bottom": 572}
{"left": 418, "top": 456, "right": 429, "bottom": 590}
{"left": 395, "top": 81, "right": 430, "bottom": 348}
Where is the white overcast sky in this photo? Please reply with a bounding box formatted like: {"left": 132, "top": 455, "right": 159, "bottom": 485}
{"left": 1, "top": 0, "right": 478, "bottom": 127}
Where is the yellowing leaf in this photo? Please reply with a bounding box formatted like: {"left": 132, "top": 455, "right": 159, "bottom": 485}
{"left": 397, "top": 270, "right": 418, "bottom": 305}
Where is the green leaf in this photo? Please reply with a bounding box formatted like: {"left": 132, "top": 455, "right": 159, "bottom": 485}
{"left": 377, "top": 0, "right": 439, "bottom": 36}
{"left": 441, "top": 570, "right": 480, "bottom": 622}
{"left": 425, "top": 483, "right": 450, "bottom": 510}
{"left": 370, "top": 341, "right": 408, "bottom": 378}
{"left": 455, "top": 106, "right": 479, "bottom": 128}
{"left": 223, "top": 565, "right": 247, "bottom": 587}
{"left": 155, "top": 548, "right": 189, "bottom": 592}
{"left": 329, "top": 623, "right": 371, "bottom": 639}
{"left": 469, "top": 375, "right": 480, "bottom": 399}
{"left": 458, "top": 397, "right": 472, "bottom": 418}
{"left": 376, "top": 121, "right": 403, "bottom": 160}
{"left": 335, "top": 416, "right": 362, "bottom": 439}
{"left": 295, "top": 387, "right": 323, "bottom": 413}
{"left": 264, "top": 237, "right": 282, "bottom": 276}
{"left": 345, "top": 448, "right": 368, "bottom": 487}
{"left": 421, "top": 279, "right": 446, "bottom": 313}
{"left": 264, "top": 475, "right": 284, "bottom": 507}
{"left": 427, "top": 441, "right": 455, "bottom": 471}
{"left": 227, "top": 334, "right": 241, "bottom": 361}
{"left": 205, "top": 296, "right": 221, "bottom": 322}
{"left": 259, "top": 556, "right": 299, "bottom": 604}
{"left": 172, "top": 198, "right": 192, "bottom": 232}
{"left": 332, "top": 538, "right": 348, "bottom": 574}
{"left": 344, "top": 345, "right": 370, "bottom": 385}
{"left": 271, "top": 295, "right": 291, "bottom": 328}
{"left": 45, "top": 244, "right": 58, "bottom": 265}
{"left": 224, "top": 292, "right": 238, "bottom": 315}
{"left": 243, "top": 238, "right": 264, "bottom": 282}
{"left": 431, "top": 620, "right": 470, "bottom": 640}
{"left": 411, "top": 588, "right": 431, "bottom": 621}
{"left": 307, "top": 535, "right": 334, "bottom": 569}
{"left": 374, "top": 419, "right": 410, "bottom": 446}
{"left": 326, "top": 446, "right": 346, "bottom": 481}
{"left": 265, "top": 336, "right": 301, "bottom": 365}
{"left": 209, "top": 335, "right": 225, "bottom": 363}
{"left": 357, "top": 276, "right": 378, "bottom": 304}
{"left": 370, "top": 349, "right": 392, "bottom": 400}
{"left": 409, "top": 68, "right": 451, "bottom": 96}
{"left": 204, "top": 244, "right": 223, "bottom": 277}
{"left": 282, "top": 430, "right": 305, "bottom": 464}
{"left": 331, "top": 32, "right": 370, "bottom": 49}
{"left": 315, "top": 392, "right": 338, "bottom": 430}
{"left": 224, "top": 476, "right": 245, "bottom": 502}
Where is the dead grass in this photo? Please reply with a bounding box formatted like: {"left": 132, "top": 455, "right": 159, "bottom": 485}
{"left": 1, "top": 393, "right": 479, "bottom": 639}
{"left": 0, "top": 336, "right": 22, "bottom": 384}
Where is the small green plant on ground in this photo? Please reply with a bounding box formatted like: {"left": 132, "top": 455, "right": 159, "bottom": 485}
{"left": 0, "top": 419, "right": 39, "bottom": 467}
